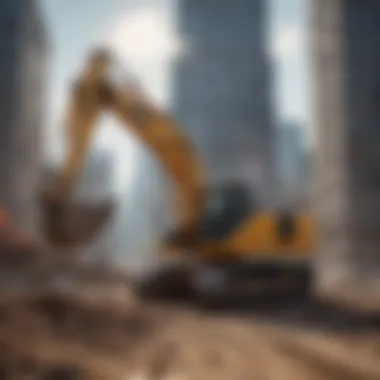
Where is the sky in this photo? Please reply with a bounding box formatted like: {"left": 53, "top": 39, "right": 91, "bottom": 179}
{"left": 270, "top": 0, "right": 310, "bottom": 129}
{"left": 40, "top": 0, "right": 310, "bottom": 191}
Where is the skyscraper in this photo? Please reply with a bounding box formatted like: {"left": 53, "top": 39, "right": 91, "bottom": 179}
{"left": 172, "top": 0, "right": 275, "bottom": 205}
{"left": 312, "top": 0, "right": 380, "bottom": 311}
{"left": 0, "top": 0, "right": 48, "bottom": 233}
{"left": 276, "top": 121, "right": 310, "bottom": 208}
{"left": 76, "top": 147, "right": 116, "bottom": 200}
{"left": 116, "top": 146, "right": 170, "bottom": 274}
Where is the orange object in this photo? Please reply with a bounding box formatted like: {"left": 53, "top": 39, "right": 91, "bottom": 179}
{"left": 0, "top": 208, "right": 9, "bottom": 227}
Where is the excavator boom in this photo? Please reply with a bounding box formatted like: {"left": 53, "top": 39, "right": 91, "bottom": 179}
{"left": 41, "top": 48, "right": 205, "bottom": 249}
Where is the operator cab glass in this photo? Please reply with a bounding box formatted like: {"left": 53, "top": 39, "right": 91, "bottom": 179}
{"left": 276, "top": 210, "right": 297, "bottom": 242}
{"left": 200, "top": 181, "right": 259, "bottom": 240}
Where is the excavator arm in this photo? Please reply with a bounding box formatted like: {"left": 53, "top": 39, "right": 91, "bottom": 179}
{"left": 42, "top": 48, "right": 205, "bottom": 249}
{"left": 108, "top": 79, "right": 205, "bottom": 246}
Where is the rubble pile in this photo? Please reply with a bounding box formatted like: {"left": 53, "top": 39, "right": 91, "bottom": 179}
{"left": 0, "top": 224, "right": 150, "bottom": 379}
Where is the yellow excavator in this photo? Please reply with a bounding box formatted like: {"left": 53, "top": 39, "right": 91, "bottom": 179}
{"left": 40, "top": 48, "right": 315, "bottom": 300}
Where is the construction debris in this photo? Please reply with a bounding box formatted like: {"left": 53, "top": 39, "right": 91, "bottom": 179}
{"left": 0, "top": 230, "right": 380, "bottom": 379}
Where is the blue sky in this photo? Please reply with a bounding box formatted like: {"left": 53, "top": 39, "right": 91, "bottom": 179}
{"left": 270, "top": 0, "right": 310, "bottom": 127}
{"left": 40, "top": 0, "right": 310, "bottom": 189}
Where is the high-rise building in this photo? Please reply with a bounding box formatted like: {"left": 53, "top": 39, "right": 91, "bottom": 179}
{"left": 0, "top": 0, "right": 48, "bottom": 233}
{"left": 76, "top": 147, "right": 116, "bottom": 200}
{"left": 312, "top": 0, "right": 380, "bottom": 310}
{"left": 276, "top": 121, "right": 310, "bottom": 208}
{"left": 116, "top": 146, "right": 170, "bottom": 274}
{"left": 172, "top": 0, "right": 275, "bottom": 205}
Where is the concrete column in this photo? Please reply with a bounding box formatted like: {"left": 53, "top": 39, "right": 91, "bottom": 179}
{"left": 312, "top": 0, "right": 380, "bottom": 313}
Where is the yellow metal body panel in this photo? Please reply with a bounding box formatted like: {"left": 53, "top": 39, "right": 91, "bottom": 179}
{"left": 165, "top": 212, "right": 316, "bottom": 262}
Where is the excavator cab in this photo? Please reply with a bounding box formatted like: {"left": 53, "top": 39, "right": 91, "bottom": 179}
{"left": 165, "top": 181, "right": 258, "bottom": 249}
{"left": 276, "top": 210, "right": 297, "bottom": 243}
{"left": 200, "top": 181, "right": 259, "bottom": 241}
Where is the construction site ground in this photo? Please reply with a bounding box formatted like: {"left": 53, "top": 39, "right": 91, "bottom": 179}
{"left": 1, "top": 241, "right": 380, "bottom": 380}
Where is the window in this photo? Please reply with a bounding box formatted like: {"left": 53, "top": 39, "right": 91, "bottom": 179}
{"left": 277, "top": 212, "right": 296, "bottom": 243}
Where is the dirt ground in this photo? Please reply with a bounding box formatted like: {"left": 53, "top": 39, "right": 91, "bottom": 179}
{"left": 1, "top": 277, "right": 380, "bottom": 379}
{"left": 0, "top": 241, "right": 380, "bottom": 379}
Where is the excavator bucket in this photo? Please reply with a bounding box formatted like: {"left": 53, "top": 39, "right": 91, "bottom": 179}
{"left": 39, "top": 194, "right": 114, "bottom": 249}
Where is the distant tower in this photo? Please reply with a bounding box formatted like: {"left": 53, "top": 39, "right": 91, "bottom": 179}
{"left": 277, "top": 121, "right": 309, "bottom": 208}
{"left": 312, "top": 0, "right": 380, "bottom": 312}
{"left": 76, "top": 147, "right": 117, "bottom": 262}
{"left": 0, "top": 0, "right": 48, "bottom": 233}
{"left": 117, "top": 146, "right": 169, "bottom": 274}
{"left": 172, "top": 0, "right": 275, "bottom": 205}
{"left": 76, "top": 148, "right": 116, "bottom": 201}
